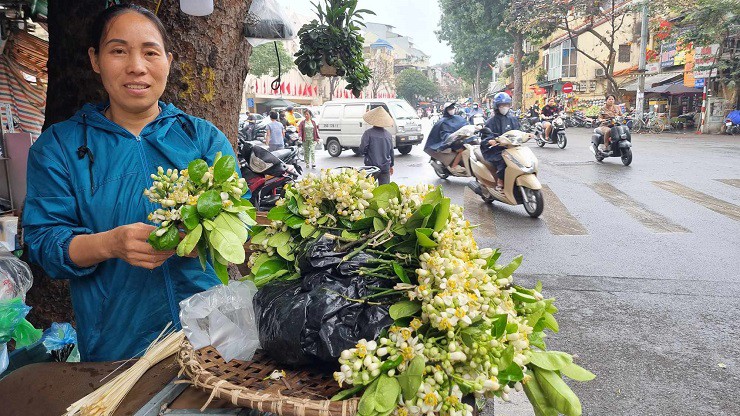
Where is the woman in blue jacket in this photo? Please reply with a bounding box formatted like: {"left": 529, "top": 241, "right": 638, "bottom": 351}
{"left": 482, "top": 93, "right": 520, "bottom": 191}
{"left": 22, "top": 5, "right": 232, "bottom": 361}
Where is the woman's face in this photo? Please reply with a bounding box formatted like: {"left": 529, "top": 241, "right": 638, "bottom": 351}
{"left": 88, "top": 12, "right": 173, "bottom": 114}
{"left": 304, "top": 112, "right": 311, "bottom": 120}
{"left": 606, "top": 96, "right": 615, "bottom": 105}
{"left": 548, "top": 99, "right": 555, "bottom": 106}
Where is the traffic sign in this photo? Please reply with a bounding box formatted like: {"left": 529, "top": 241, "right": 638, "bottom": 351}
{"left": 562, "top": 82, "right": 574, "bottom": 93}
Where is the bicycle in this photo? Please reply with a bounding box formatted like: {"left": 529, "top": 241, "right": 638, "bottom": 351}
{"left": 632, "top": 113, "right": 666, "bottom": 133}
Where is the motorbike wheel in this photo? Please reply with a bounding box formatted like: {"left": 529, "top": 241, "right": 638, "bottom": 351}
{"left": 621, "top": 148, "right": 633, "bottom": 166}
{"left": 434, "top": 167, "right": 449, "bottom": 179}
{"left": 522, "top": 188, "right": 544, "bottom": 218}
{"left": 536, "top": 136, "right": 546, "bottom": 147}
{"left": 480, "top": 184, "right": 495, "bottom": 203}
{"left": 327, "top": 139, "right": 342, "bottom": 157}
{"left": 398, "top": 145, "right": 413, "bottom": 155}
{"left": 557, "top": 134, "right": 567, "bottom": 149}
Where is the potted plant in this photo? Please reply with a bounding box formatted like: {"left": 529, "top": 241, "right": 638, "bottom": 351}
{"left": 294, "top": 0, "right": 374, "bottom": 97}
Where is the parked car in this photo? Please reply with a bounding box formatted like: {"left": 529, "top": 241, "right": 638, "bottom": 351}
{"left": 318, "top": 99, "right": 424, "bottom": 157}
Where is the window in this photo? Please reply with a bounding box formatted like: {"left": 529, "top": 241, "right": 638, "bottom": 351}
{"left": 322, "top": 105, "right": 342, "bottom": 119}
{"left": 547, "top": 38, "right": 577, "bottom": 80}
{"left": 343, "top": 104, "right": 368, "bottom": 118}
{"left": 618, "top": 44, "right": 631, "bottom": 62}
{"left": 561, "top": 39, "right": 577, "bottom": 78}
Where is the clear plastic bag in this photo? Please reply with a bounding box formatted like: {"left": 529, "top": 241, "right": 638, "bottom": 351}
{"left": 243, "top": 0, "right": 297, "bottom": 47}
{"left": 0, "top": 251, "right": 33, "bottom": 301}
{"left": 179, "top": 281, "right": 260, "bottom": 362}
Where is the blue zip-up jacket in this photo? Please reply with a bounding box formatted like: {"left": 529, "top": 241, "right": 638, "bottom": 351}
{"left": 424, "top": 114, "right": 468, "bottom": 152}
{"left": 22, "top": 102, "right": 231, "bottom": 361}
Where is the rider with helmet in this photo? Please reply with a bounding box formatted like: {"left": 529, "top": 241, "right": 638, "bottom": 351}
{"left": 468, "top": 103, "right": 484, "bottom": 124}
{"left": 482, "top": 92, "right": 521, "bottom": 191}
{"left": 424, "top": 101, "right": 469, "bottom": 174}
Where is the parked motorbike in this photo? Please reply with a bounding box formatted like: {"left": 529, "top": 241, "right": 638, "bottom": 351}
{"left": 468, "top": 129, "right": 545, "bottom": 218}
{"left": 428, "top": 125, "right": 481, "bottom": 179}
{"left": 238, "top": 142, "right": 301, "bottom": 211}
{"left": 519, "top": 115, "right": 539, "bottom": 133}
{"left": 285, "top": 125, "right": 301, "bottom": 147}
{"left": 724, "top": 110, "right": 740, "bottom": 135}
{"left": 589, "top": 116, "right": 633, "bottom": 166}
{"left": 534, "top": 116, "right": 568, "bottom": 149}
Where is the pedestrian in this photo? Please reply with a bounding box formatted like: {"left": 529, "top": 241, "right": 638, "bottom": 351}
{"left": 265, "top": 110, "right": 286, "bottom": 151}
{"left": 285, "top": 106, "right": 298, "bottom": 127}
{"left": 22, "top": 4, "right": 234, "bottom": 361}
{"left": 298, "top": 108, "right": 320, "bottom": 169}
{"left": 359, "top": 107, "right": 395, "bottom": 185}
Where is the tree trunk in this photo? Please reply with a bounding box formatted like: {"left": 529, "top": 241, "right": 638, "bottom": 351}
{"left": 28, "top": 0, "right": 252, "bottom": 328}
{"left": 513, "top": 31, "right": 524, "bottom": 110}
{"left": 474, "top": 61, "right": 483, "bottom": 102}
{"left": 329, "top": 77, "right": 340, "bottom": 100}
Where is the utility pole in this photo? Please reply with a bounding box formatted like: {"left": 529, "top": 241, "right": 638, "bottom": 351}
{"left": 635, "top": 0, "right": 649, "bottom": 120}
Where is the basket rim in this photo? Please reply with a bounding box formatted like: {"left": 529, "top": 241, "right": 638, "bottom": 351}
{"left": 177, "top": 340, "right": 360, "bottom": 416}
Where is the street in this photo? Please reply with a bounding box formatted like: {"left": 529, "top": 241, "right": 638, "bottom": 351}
{"left": 310, "top": 123, "right": 740, "bottom": 415}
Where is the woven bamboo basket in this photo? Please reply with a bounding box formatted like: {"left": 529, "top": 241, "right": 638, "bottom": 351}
{"left": 177, "top": 340, "right": 359, "bottom": 416}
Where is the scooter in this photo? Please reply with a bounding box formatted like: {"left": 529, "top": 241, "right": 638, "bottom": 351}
{"left": 534, "top": 116, "right": 567, "bottom": 149}
{"left": 467, "top": 129, "right": 545, "bottom": 218}
{"left": 238, "top": 142, "right": 300, "bottom": 211}
{"left": 589, "top": 116, "right": 633, "bottom": 166}
{"left": 428, "top": 125, "right": 480, "bottom": 179}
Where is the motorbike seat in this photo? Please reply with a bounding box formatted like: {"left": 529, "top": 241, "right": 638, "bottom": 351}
{"left": 473, "top": 147, "right": 496, "bottom": 171}
{"left": 271, "top": 148, "right": 293, "bottom": 160}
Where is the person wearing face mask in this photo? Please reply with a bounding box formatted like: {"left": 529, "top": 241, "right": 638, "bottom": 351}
{"left": 22, "top": 4, "right": 235, "bottom": 361}
{"left": 541, "top": 97, "right": 560, "bottom": 141}
{"left": 424, "top": 102, "right": 469, "bottom": 174}
{"left": 482, "top": 92, "right": 520, "bottom": 191}
{"left": 468, "top": 103, "right": 484, "bottom": 124}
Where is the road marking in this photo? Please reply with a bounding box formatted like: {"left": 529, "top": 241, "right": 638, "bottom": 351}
{"left": 716, "top": 179, "right": 740, "bottom": 189}
{"left": 540, "top": 185, "right": 589, "bottom": 235}
{"left": 463, "top": 187, "right": 496, "bottom": 238}
{"left": 590, "top": 183, "right": 690, "bottom": 233}
{"left": 653, "top": 181, "right": 740, "bottom": 222}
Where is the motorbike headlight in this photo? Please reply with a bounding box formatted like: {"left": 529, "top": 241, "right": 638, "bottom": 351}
{"left": 397, "top": 126, "right": 405, "bottom": 132}
{"left": 503, "top": 153, "right": 535, "bottom": 173}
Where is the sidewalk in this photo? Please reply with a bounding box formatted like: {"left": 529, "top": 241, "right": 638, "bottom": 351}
{"left": 481, "top": 393, "right": 535, "bottom": 416}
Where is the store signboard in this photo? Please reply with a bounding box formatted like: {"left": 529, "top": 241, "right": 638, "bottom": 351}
{"left": 660, "top": 42, "right": 676, "bottom": 68}
{"left": 693, "top": 44, "right": 719, "bottom": 78}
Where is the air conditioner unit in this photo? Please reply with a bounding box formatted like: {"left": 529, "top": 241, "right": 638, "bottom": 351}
{"left": 595, "top": 68, "right": 606, "bottom": 78}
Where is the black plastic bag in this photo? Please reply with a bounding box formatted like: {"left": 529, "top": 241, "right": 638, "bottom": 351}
{"left": 254, "top": 237, "right": 394, "bottom": 366}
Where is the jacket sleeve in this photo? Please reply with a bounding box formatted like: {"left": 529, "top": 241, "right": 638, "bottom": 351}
{"left": 359, "top": 130, "right": 370, "bottom": 155}
{"left": 387, "top": 132, "right": 394, "bottom": 167}
{"left": 22, "top": 128, "right": 98, "bottom": 279}
{"left": 196, "top": 119, "right": 239, "bottom": 171}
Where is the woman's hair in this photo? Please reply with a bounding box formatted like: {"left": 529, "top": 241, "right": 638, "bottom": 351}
{"left": 303, "top": 109, "right": 313, "bottom": 117}
{"left": 89, "top": 4, "right": 171, "bottom": 53}
{"left": 605, "top": 94, "right": 617, "bottom": 101}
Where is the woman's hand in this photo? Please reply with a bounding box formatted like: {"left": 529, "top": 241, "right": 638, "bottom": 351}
{"left": 107, "top": 223, "right": 175, "bottom": 269}
{"left": 488, "top": 139, "right": 499, "bottom": 146}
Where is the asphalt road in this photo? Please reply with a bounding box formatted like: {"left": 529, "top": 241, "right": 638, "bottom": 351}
{"left": 309, "top": 121, "right": 740, "bottom": 416}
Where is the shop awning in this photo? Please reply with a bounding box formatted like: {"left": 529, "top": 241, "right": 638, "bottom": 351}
{"left": 620, "top": 72, "right": 682, "bottom": 92}
{"left": 647, "top": 82, "right": 701, "bottom": 95}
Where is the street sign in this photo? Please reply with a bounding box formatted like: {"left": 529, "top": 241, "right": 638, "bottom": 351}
{"left": 562, "top": 82, "right": 574, "bottom": 93}
{"left": 695, "top": 78, "right": 705, "bottom": 89}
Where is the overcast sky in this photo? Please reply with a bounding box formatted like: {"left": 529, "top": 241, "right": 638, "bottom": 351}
{"left": 289, "top": 0, "right": 453, "bottom": 65}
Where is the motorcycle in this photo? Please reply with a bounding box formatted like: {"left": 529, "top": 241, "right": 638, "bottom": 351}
{"left": 467, "top": 129, "right": 545, "bottom": 218}
{"left": 285, "top": 125, "right": 301, "bottom": 147}
{"left": 724, "top": 110, "right": 740, "bottom": 135}
{"left": 428, "top": 125, "right": 481, "bottom": 179}
{"left": 534, "top": 115, "right": 568, "bottom": 149}
{"left": 238, "top": 142, "right": 301, "bottom": 211}
{"left": 589, "top": 116, "right": 633, "bottom": 166}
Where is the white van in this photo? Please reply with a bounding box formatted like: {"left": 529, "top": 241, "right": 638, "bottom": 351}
{"left": 318, "top": 99, "right": 424, "bottom": 157}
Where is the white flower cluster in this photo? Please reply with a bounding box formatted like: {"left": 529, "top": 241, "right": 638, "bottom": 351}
{"left": 376, "top": 184, "right": 435, "bottom": 225}
{"left": 337, "top": 203, "right": 535, "bottom": 416}
{"left": 291, "top": 169, "right": 376, "bottom": 223}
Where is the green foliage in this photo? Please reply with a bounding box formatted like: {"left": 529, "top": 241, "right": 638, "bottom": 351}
{"left": 249, "top": 42, "right": 295, "bottom": 77}
{"left": 294, "top": 0, "right": 375, "bottom": 96}
{"left": 394, "top": 69, "right": 439, "bottom": 106}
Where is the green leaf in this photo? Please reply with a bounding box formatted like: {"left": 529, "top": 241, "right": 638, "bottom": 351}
{"left": 177, "top": 223, "right": 203, "bottom": 257}
{"left": 373, "top": 217, "right": 385, "bottom": 232}
{"left": 188, "top": 159, "right": 208, "bottom": 183}
{"left": 331, "top": 384, "right": 365, "bottom": 401}
{"left": 392, "top": 262, "right": 410, "bottom": 284}
{"left": 535, "top": 280, "right": 543, "bottom": 293}
{"left": 423, "top": 186, "right": 443, "bottom": 205}
{"left": 284, "top": 215, "right": 305, "bottom": 229}
{"left": 197, "top": 239, "right": 208, "bottom": 270}
{"left": 197, "top": 190, "right": 223, "bottom": 219}
{"left": 499, "top": 361, "right": 524, "bottom": 383}
{"left": 213, "top": 155, "right": 236, "bottom": 183}
{"left": 209, "top": 228, "right": 245, "bottom": 264}
{"left": 267, "top": 231, "right": 290, "bottom": 248}
{"left": 250, "top": 229, "right": 269, "bottom": 245}
{"left": 433, "top": 198, "right": 450, "bottom": 232}
{"left": 267, "top": 205, "right": 289, "bottom": 221}
{"left": 398, "top": 355, "right": 425, "bottom": 401}
{"left": 358, "top": 378, "right": 379, "bottom": 416}
{"left": 523, "top": 376, "right": 560, "bottom": 416}
{"left": 213, "top": 257, "right": 229, "bottom": 285}
{"left": 498, "top": 255, "right": 523, "bottom": 279}
{"left": 560, "top": 362, "right": 596, "bottom": 382}
{"left": 253, "top": 258, "right": 286, "bottom": 281}
{"left": 512, "top": 291, "right": 538, "bottom": 303}
{"left": 405, "top": 204, "right": 434, "bottom": 231}
{"left": 543, "top": 312, "right": 560, "bottom": 333}
{"left": 350, "top": 217, "right": 374, "bottom": 231}
{"left": 415, "top": 229, "right": 437, "bottom": 248}
{"left": 389, "top": 301, "right": 421, "bottom": 320}
{"left": 374, "top": 375, "right": 401, "bottom": 412}
{"left": 214, "top": 212, "right": 248, "bottom": 242}
{"left": 180, "top": 205, "right": 201, "bottom": 231}
{"left": 148, "top": 225, "right": 181, "bottom": 251}
{"left": 341, "top": 230, "right": 360, "bottom": 241}
{"left": 202, "top": 219, "right": 216, "bottom": 231}
{"left": 533, "top": 368, "right": 582, "bottom": 416}
{"left": 529, "top": 331, "right": 547, "bottom": 350}
{"left": 499, "top": 344, "right": 515, "bottom": 370}
{"left": 372, "top": 183, "right": 400, "bottom": 210}
{"left": 277, "top": 243, "right": 296, "bottom": 261}
{"left": 286, "top": 197, "right": 301, "bottom": 216}
{"left": 491, "top": 314, "right": 508, "bottom": 339}
{"left": 300, "top": 223, "right": 317, "bottom": 238}
{"left": 529, "top": 351, "right": 574, "bottom": 371}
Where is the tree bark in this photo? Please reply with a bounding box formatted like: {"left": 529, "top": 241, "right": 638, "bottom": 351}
{"left": 474, "top": 60, "right": 483, "bottom": 102}
{"left": 513, "top": 31, "right": 524, "bottom": 110}
{"left": 28, "top": 0, "right": 252, "bottom": 328}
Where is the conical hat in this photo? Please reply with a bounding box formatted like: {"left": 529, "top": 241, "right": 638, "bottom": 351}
{"left": 363, "top": 107, "right": 394, "bottom": 128}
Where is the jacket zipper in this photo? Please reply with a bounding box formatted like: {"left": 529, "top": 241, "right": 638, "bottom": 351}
{"left": 135, "top": 135, "right": 180, "bottom": 326}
